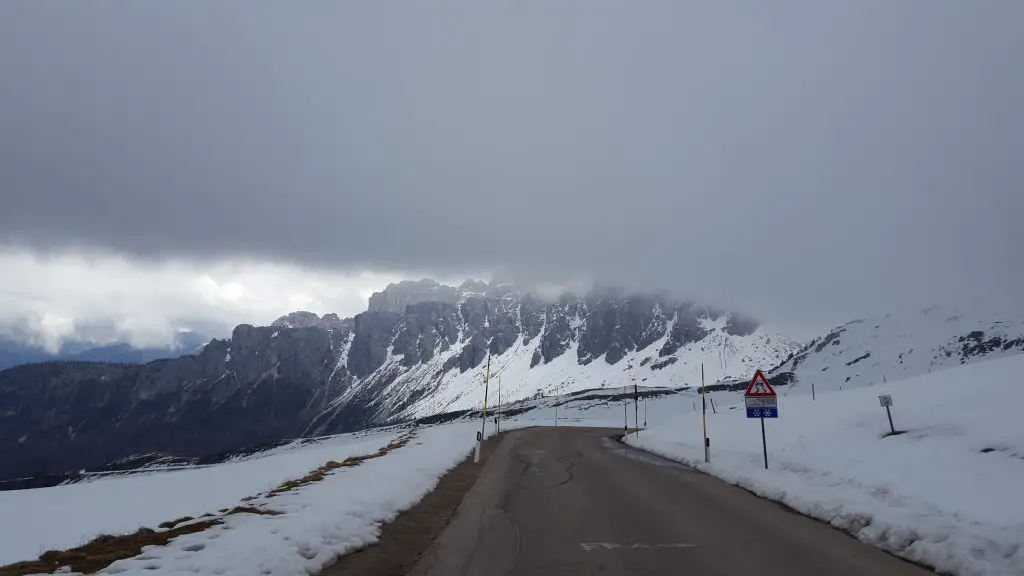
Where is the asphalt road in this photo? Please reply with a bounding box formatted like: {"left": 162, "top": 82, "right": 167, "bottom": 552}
{"left": 411, "top": 427, "right": 933, "bottom": 576}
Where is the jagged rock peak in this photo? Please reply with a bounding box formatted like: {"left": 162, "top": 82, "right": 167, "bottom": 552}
{"left": 272, "top": 311, "right": 353, "bottom": 332}
{"left": 272, "top": 311, "right": 321, "bottom": 328}
{"left": 368, "top": 279, "right": 461, "bottom": 313}
{"left": 318, "top": 313, "right": 352, "bottom": 331}
{"left": 458, "top": 279, "right": 490, "bottom": 293}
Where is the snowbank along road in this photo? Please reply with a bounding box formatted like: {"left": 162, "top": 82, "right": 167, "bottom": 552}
{"left": 413, "top": 427, "right": 932, "bottom": 576}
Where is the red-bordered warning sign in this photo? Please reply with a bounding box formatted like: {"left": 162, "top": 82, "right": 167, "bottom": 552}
{"left": 744, "top": 369, "right": 777, "bottom": 397}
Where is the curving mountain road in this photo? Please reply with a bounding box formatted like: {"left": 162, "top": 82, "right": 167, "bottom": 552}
{"left": 411, "top": 427, "right": 932, "bottom": 576}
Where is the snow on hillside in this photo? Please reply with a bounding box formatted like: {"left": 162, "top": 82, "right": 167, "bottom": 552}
{"left": 625, "top": 354, "right": 1024, "bottom": 576}
{"left": 0, "top": 423, "right": 484, "bottom": 575}
{"left": 771, "top": 304, "right": 1024, "bottom": 394}
{"left": 94, "top": 423, "right": 481, "bottom": 576}
{"left": 384, "top": 320, "right": 796, "bottom": 420}
{"left": 0, "top": 429, "right": 402, "bottom": 566}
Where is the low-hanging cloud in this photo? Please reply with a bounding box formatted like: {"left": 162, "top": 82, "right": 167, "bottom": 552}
{"left": 1, "top": 1, "right": 1022, "bottom": 333}
{"left": 0, "top": 249, "right": 426, "bottom": 351}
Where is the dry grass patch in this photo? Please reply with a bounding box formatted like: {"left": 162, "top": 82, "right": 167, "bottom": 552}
{"left": 227, "top": 505, "right": 283, "bottom": 516}
{"left": 157, "top": 515, "right": 195, "bottom": 529}
{"left": 0, "top": 519, "right": 221, "bottom": 576}
{"left": 268, "top": 431, "right": 415, "bottom": 496}
{"left": 0, "top": 503, "right": 284, "bottom": 575}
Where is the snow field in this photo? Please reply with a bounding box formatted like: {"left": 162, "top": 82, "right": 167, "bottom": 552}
{"left": 773, "top": 305, "right": 1024, "bottom": 395}
{"left": 94, "top": 422, "right": 480, "bottom": 575}
{"left": 624, "top": 355, "right": 1024, "bottom": 576}
{"left": 0, "top": 429, "right": 401, "bottom": 566}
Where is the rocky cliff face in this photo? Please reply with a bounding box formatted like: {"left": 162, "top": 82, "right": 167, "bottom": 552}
{"left": 0, "top": 280, "right": 800, "bottom": 481}
{"left": 367, "top": 278, "right": 461, "bottom": 313}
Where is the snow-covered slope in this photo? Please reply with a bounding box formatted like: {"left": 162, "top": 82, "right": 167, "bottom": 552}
{"left": 769, "top": 305, "right": 1024, "bottom": 394}
{"left": 384, "top": 322, "right": 790, "bottom": 419}
{"left": 305, "top": 282, "right": 801, "bottom": 429}
{"left": 0, "top": 428, "right": 404, "bottom": 566}
{"left": 627, "top": 353, "right": 1024, "bottom": 576}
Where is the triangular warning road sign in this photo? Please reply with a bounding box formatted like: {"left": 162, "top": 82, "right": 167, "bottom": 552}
{"left": 745, "top": 369, "right": 777, "bottom": 397}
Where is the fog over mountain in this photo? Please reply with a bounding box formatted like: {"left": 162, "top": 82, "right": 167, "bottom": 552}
{"left": 0, "top": 1, "right": 1021, "bottom": 350}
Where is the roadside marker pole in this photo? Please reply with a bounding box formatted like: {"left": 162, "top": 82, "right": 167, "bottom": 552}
{"left": 475, "top": 354, "right": 490, "bottom": 464}
{"left": 701, "top": 364, "right": 709, "bottom": 464}
{"left": 644, "top": 397, "right": 648, "bottom": 428}
{"left": 633, "top": 383, "right": 640, "bottom": 437}
{"left": 482, "top": 354, "right": 490, "bottom": 438}
{"left": 623, "top": 399, "right": 628, "bottom": 436}
{"left": 555, "top": 402, "right": 558, "bottom": 427}
{"left": 812, "top": 382, "right": 816, "bottom": 400}
{"left": 497, "top": 375, "right": 502, "bottom": 435}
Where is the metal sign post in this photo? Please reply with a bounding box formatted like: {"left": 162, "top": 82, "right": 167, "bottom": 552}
{"left": 879, "top": 394, "right": 895, "bottom": 434}
{"left": 745, "top": 369, "right": 778, "bottom": 469}
{"left": 760, "top": 417, "right": 768, "bottom": 469}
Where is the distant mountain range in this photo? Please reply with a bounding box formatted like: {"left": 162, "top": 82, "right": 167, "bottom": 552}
{"left": 4, "top": 279, "right": 1022, "bottom": 487}
{"left": 0, "top": 331, "right": 210, "bottom": 371}
{"left": 0, "top": 279, "right": 800, "bottom": 482}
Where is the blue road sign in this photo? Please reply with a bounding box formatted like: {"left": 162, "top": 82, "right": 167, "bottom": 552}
{"left": 746, "top": 407, "right": 778, "bottom": 418}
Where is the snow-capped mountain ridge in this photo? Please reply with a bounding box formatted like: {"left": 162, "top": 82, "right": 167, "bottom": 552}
{"left": 306, "top": 282, "right": 801, "bottom": 429}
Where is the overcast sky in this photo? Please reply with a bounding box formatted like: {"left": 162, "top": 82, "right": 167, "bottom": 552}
{"left": 1, "top": 1, "right": 1022, "bottom": 349}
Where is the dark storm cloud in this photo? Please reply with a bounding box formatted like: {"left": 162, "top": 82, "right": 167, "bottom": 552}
{"left": 2, "top": 0, "right": 1022, "bottom": 328}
